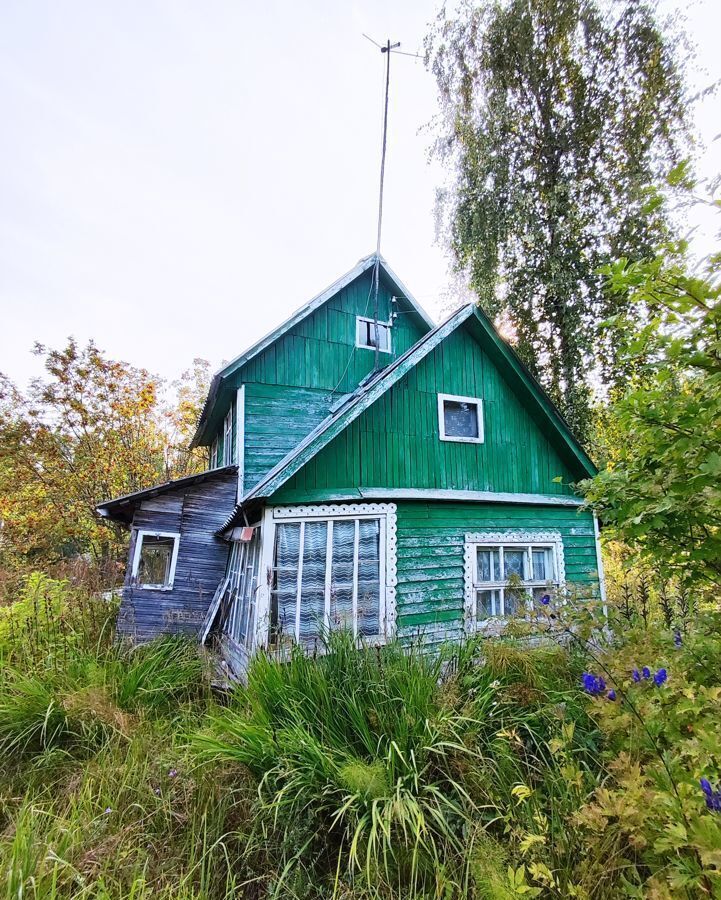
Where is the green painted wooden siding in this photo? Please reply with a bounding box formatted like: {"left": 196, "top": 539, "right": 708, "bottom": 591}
{"left": 209, "top": 269, "right": 429, "bottom": 489}
{"left": 394, "top": 501, "right": 599, "bottom": 641}
{"left": 243, "top": 384, "right": 333, "bottom": 490}
{"left": 274, "top": 326, "right": 579, "bottom": 500}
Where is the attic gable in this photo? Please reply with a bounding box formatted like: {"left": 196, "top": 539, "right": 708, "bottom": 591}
{"left": 226, "top": 303, "right": 595, "bottom": 518}
{"left": 191, "top": 255, "right": 434, "bottom": 448}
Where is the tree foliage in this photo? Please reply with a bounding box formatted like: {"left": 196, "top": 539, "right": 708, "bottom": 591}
{"left": 581, "top": 227, "right": 721, "bottom": 586}
{"left": 427, "top": 0, "right": 691, "bottom": 440}
{"left": 0, "top": 341, "right": 209, "bottom": 576}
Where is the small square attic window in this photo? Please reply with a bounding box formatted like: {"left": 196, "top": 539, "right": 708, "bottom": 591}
{"left": 438, "top": 393, "right": 484, "bottom": 443}
{"left": 356, "top": 316, "right": 391, "bottom": 353}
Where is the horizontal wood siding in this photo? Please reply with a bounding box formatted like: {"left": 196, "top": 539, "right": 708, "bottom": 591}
{"left": 118, "top": 470, "right": 237, "bottom": 641}
{"left": 275, "top": 326, "right": 579, "bottom": 500}
{"left": 394, "top": 501, "right": 600, "bottom": 645}
{"left": 244, "top": 384, "right": 333, "bottom": 490}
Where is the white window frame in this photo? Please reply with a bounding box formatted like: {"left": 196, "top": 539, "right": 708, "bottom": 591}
{"left": 223, "top": 408, "right": 234, "bottom": 465}
{"left": 463, "top": 530, "right": 565, "bottom": 631}
{"left": 254, "top": 503, "right": 398, "bottom": 649}
{"left": 131, "top": 529, "right": 180, "bottom": 591}
{"left": 356, "top": 316, "right": 392, "bottom": 353}
{"left": 437, "top": 393, "right": 484, "bottom": 444}
{"left": 209, "top": 436, "right": 219, "bottom": 470}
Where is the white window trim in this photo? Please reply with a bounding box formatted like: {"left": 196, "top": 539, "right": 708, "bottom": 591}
{"left": 355, "top": 316, "right": 392, "bottom": 353}
{"left": 437, "top": 393, "right": 485, "bottom": 444}
{"left": 463, "top": 530, "right": 565, "bottom": 632}
{"left": 254, "top": 503, "right": 398, "bottom": 649}
{"left": 131, "top": 529, "right": 180, "bottom": 591}
{"left": 223, "top": 408, "right": 234, "bottom": 466}
{"left": 209, "top": 436, "right": 218, "bottom": 470}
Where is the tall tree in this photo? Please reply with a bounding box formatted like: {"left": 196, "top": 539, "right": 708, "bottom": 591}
{"left": 582, "top": 227, "right": 721, "bottom": 587}
{"left": 428, "top": 0, "right": 691, "bottom": 439}
{"left": 0, "top": 341, "right": 208, "bottom": 577}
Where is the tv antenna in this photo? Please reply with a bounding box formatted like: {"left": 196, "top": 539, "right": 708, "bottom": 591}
{"left": 363, "top": 34, "right": 403, "bottom": 369}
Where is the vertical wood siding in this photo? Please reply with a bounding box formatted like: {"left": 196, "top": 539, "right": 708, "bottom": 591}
{"left": 274, "top": 326, "right": 580, "bottom": 500}
{"left": 118, "top": 471, "right": 237, "bottom": 641}
{"left": 230, "top": 270, "right": 429, "bottom": 490}
{"left": 394, "top": 501, "right": 599, "bottom": 644}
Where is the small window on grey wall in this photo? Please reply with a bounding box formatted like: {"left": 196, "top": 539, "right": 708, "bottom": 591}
{"left": 438, "top": 393, "right": 484, "bottom": 443}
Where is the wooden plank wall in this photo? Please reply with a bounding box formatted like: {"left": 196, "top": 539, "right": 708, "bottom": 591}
{"left": 394, "top": 501, "right": 600, "bottom": 647}
{"left": 275, "top": 326, "right": 581, "bottom": 501}
{"left": 207, "top": 270, "right": 430, "bottom": 488}
{"left": 118, "top": 470, "right": 237, "bottom": 641}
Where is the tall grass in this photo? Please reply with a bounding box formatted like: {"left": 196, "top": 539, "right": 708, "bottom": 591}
{"left": 6, "top": 573, "right": 692, "bottom": 897}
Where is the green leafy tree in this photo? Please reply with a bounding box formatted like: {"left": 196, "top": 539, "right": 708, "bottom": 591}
{"left": 0, "top": 341, "right": 208, "bottom": 578}
{"left": 581, "top": 228, "right": 721, "bottom": 586}
{"left": 427, "top": 0, "right": 692, "bottom": 440}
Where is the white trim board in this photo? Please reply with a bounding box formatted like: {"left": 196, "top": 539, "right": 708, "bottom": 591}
{"left": 267, "top": 488, "right": 584, "bottom": 507}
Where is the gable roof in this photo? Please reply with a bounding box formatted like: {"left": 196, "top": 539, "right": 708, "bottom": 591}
{"left": 190, "top": 254, "right": 434, "bottom": 448}
{"left": 219, "top": 303, "right": 596, "bottom": 531}
{"left": 96, "top": 465, "right": 237, "bottom": 525}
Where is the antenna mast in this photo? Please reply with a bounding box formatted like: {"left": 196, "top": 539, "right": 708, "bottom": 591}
{"left": 369, "top": 37, "right": 400, "bottom": 370}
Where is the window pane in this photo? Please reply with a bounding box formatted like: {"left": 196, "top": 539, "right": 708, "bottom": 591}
{"left": 477, "top": 589, "right": 500, "bottom": 620}
{"left": 273, "top": 523, "right": 300, "bottom": 641}
{"left": 532, "top": 548, "right": 553, "bottom": 582}
{"left": 357, "top": 519, "right": 380, "bottom": 637}
{"left": 503, "top": 587, "right": 527, "bottom": 617}
{"left": 330, "top": 520, "right": 355, "bottom": 632}
{"left": 503, "top": 549, "right": 525, "bottom": 580}
{"left": 137, "top": 535, "right": 174, "bottom": 586}
{"left": 299, "top": 522, "right": 327, "bottom": 644}
{"left": 443, "top": 400, "right": 479, "bottom": 438}
{"left": 477, "top": 547, "right": 501, "bottom": 582}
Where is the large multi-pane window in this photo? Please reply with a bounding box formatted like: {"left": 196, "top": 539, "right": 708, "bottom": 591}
{"left": 270, "top": 516, "right": 384, "bottom": 646}
{"left": 468, "top": 540, "right": 559, "bottom": 623}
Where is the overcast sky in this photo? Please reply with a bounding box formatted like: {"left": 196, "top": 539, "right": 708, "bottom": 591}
{"left": 1, "top": 0, "right": 719, "bottom": 389}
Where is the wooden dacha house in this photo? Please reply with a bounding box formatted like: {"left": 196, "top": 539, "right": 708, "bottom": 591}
{"left": 97, "top": 255, "right": 604, "bottom": 678}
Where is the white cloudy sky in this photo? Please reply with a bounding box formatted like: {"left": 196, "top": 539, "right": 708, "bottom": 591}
{"left": 1, "top": 0, "right": 719, "bottom": 388}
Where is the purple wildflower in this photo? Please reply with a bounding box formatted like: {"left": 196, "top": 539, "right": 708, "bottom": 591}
{"left": 540, "top": 594, "right": 551, "bottom": 606}
{"left": 642, "top": 667, "right": 651, "bottom": 680}
{"left": 653, "top": 668, "right": 668, "bottom": 687}
{"left": 104, "top": 807, "right": 112, "bottom": 815}
{"left": 168, "top": 768, "right": 178, "bottom": 779}
{"left": 607, "top": 690, "right": 617, "bottom": 701}
{"left": 674, "top": 631, "right": 682, "bottom": 647}
{"left": 154, "top": 787, "right": 161, "bottom": 796}
{"left": 632, "top": 669, "right": 641, "bottom": 683}
{"left": 582, "top": 673, "right": 606, "bottom": 696}
{"left": 700, "top": 779, "right": 721, "bottom": 813}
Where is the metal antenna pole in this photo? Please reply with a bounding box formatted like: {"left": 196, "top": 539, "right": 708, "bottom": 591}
{"left": 372, "top": 38, "right": 400, "bottom": 370}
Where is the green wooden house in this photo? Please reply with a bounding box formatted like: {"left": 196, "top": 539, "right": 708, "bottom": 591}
{"left": 97, "top": 254, "right": 604, "bottom": 677}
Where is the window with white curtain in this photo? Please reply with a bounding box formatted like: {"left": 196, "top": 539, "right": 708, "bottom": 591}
{"left": 467, "top": 539, "right": 560, "bottom": 624}
{"left": 270, "top": 516, "right": 385, "bottom": 646}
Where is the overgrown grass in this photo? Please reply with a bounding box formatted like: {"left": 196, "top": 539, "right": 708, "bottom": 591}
{"left": 0, "top": 573, "right": 719, "bottom": 897}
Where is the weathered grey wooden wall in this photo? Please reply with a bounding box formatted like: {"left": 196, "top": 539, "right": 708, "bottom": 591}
{"left": 118, "top": 470, "right": 237, "bottom": 641}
